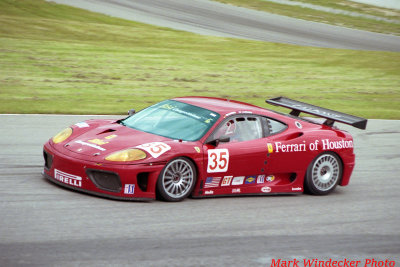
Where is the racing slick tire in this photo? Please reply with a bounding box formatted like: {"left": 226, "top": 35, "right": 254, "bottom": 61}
{"left": 157, "top": 157, "right": 197, "bottom": 202}
{"left": 305, "top": 152, "right": 342, "bottom": 195}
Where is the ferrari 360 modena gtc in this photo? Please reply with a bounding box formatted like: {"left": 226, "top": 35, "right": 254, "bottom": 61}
{"left": 43, "top": 96, "right": 367, "bottom": 201}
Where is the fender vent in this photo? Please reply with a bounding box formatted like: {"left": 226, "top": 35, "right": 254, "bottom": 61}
{"left": 137, "top": 172, "right": 149, "bottom": 192}
{"left": 290, "top": 173, "right": 297, "bottom": 182}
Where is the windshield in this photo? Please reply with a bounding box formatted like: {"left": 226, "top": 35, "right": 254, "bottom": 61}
{"left": 121, "top": 100, "right": 220, "bottom": 141}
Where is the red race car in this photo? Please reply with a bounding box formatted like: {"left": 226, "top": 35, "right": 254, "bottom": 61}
{"left": 43, "top": 96, "right": 367, "bottom": 201}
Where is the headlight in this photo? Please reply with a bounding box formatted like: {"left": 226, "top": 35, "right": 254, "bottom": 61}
{"left": 105, "top": 149, "right": 147, "bottom": 162}
{"left": 52, "top": 127, "right": 72, "bottom": 144}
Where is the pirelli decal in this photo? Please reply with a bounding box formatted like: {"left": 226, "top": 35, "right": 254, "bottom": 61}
{"left": 54, "top": 169, "right": 82, "bottom": 187}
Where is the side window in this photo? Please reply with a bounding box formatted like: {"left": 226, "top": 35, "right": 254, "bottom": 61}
{"left": 211, "top": 116, "right": 263, "bottom": 142}
{"left": 266, "top": 118, "right": 287, "bottom": 135}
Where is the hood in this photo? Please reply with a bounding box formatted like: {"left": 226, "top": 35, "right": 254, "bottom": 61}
{"left": 64, "top": 123, "right": 172, "bottom": 158}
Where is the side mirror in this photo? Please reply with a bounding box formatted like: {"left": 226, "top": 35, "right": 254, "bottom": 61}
{"left": 128, "top": 109, "right": 136, "bottom": 116}
{"left": 206, "top": 135, "right": 230, "bottom": 147}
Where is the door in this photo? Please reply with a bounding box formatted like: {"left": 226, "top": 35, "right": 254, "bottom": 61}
{"left": 203, "top": 115, "right": 268, "bottom": 188}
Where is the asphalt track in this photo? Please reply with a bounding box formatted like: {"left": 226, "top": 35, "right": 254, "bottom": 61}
{"left": 48, "top": 0, "right": 400, "bottom": 51}
{"left": 0, "top": 115, "right": 399, "bottom": 266}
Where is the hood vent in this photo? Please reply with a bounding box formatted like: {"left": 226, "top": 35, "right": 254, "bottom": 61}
{"left": 97, "top": 129, "right": 116, "bottom": 135}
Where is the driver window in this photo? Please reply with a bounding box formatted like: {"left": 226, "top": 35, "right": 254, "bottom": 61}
{"left": 212, "top": 116, "right": 263, "bottom": 142}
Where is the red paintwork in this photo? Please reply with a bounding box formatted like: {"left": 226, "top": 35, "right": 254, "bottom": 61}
{"left": 43, "top": 96, "right": 356, "bottom": 200}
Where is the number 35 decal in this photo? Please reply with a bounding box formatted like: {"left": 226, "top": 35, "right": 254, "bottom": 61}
{"left": 136, "top": 142, "right": 171, "bottom": 158}
{"left": 207, "top": 149, "right": 229, "bottom": 173}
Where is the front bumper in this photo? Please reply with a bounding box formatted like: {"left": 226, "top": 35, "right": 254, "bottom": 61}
{"left": 43, "top": 142, "right": 164, "bottom": 201}
{"left": 43, "top": 171, "right": 152, "bottom": 201}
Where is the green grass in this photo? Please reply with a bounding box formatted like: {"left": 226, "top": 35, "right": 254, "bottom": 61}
{"left": 217, "top": 0, "right": 400, "bottom": 35}
{"left": 0, "top": 0, "right": 399, "bottom": 119}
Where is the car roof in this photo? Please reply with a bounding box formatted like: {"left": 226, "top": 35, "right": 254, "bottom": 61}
{"left": 173, "top": 96, "right": 269, "bottom": 116}
{"left": 173, "top": 96, "right": 329, "bottom": 130}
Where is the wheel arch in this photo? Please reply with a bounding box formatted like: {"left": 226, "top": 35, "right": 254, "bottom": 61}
{"left": 155, "top": 155, "right": 199, "bottom": 201}
{"left": 322, "top": 151, "right": 344, "bottom": 183}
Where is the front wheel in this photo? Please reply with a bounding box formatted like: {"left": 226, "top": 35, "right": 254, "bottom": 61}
{"left": 305, "top": 152, "right": 342, "bottom": 195}
{"left": 157, "top": 157, "right": 197, "bottom": 202}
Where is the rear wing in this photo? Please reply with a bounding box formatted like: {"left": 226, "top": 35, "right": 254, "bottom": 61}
{"left": 266, "top": 97, "right": 367, "bottom": 130}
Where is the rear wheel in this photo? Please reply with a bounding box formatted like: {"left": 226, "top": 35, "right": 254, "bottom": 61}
{"left": 305, "top": 152, "right": 342, "bottom": 195}
{"left": 157, "top": 157, "right": 197, "bottom": 202}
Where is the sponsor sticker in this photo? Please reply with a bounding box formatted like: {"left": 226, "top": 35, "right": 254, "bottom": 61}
{"left": 54, "top": 169, "right": 82, "bottom": 187}
{"left": 204, "top": 177, "right": 221, "bottom": 188}
{"left": 194, "top": 146, "right": 201, "bottom": 153}
{"left": 225, "top": 111, "right": 237, "bottom": 117}
{"left": 207, "top": 149, "right": 229, "bottom": 173}
{"left": 204, "top": 190, "right": 214, "bottom": 195}
{"left": 104, "top": 134, "right": 117, "bottom": 140}
{"left": 257, "top": 175, "right": 265, "bottom": 184}
{"left": 221, "top": 176, "right": 233, "bottom": 186}
{"left": 88, "top": 138, "right": 108, "bottom": 145}
{"left": 321, "top": 139, "right": 353, "bottom": 150}
{"left": 232, "top": 188, "right": 241, "bottom": 193}
{"left": 261, "top": 186, "right": 271, "bottom": 193}
{"left": 87, "top": 135, "right": 117, "bottom": 146}
{"left": 232, "top": 176, "right": 245, "bottom": 185}
{"left": 292, "top": 187, "right": 302, "bottom": 191}
{"left": 274, "top": 141, "right": 306, "bottom": 153}
{"left": 266, "top": 175, "right": 275, "bottom": 182}
{"left": 245, "top": 176, "right": 256, "bottom": 184}
{"left": 267, "top": 143, "right": 274, "bottom": 154}
{"left": 75, "top": 140, "right": 106, "bottom": 151}
{"left": 291, "top": 104, "right": 342, "bottom": 119}
{"left": 270, "top": 139, "right": 354, "bottom": 153}
{"left": 136, "top": 142, "right": 171, "bottom": 158}
{"left": 124, "top": 184, "right": 135, "bottom": 194}
{"left": 75, "top": 122, "right": 89, "bottom": 128}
